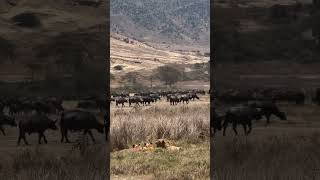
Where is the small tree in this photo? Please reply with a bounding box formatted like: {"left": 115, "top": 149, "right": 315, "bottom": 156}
{"left": 155, "top": 65, "right": 181, "bottom": 87}
{"left": 123, "top": 72, "right": 138, "bottom": 84}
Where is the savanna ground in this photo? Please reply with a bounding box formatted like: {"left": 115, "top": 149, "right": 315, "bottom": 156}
{"left": 110, "top": 95, "right": 210, "bottom": 180}
{"left": 213, "top": 63, "right": 320, "bottom": 180}
{"left": 0, "top": 101, "right": 108, "bottom": 180}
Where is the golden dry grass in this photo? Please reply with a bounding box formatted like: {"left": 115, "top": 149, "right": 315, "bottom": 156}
{"left": 110, "top": 95, "right": 210, "bottom": 179}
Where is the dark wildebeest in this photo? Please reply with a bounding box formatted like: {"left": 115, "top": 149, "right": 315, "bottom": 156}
{"left": 18, "top": 114, "right": 58, "bottom": 145}
{"left": 115, "top": 97, "right": 128, "bottom": 107}
{"left": 188, "top": 93, "right": 200, "bottom": 101}
{"left": 210, "top": 110, "right": 223, "bottom": 137}
{"left": 247, "top": 101, "right": 286, "bottom": 124}
{"left": 60, "top": 110, "right": 104, "bottom": 143}
{"left": 223, "top": 106, "right": 262, "bottom": 136}
{"left": 150, "top": 94, "right": 161, "bottom": 102}
{"left": 180, "top": 95, "right": 190, "bottom": 104}
{"left": 142, "top": 96, "right": 154, "bottom": 105}
{"left": 0, "top": 114, "right": 16, "bottom": 135}
{"left": 129, "top": 96, "right": 143, "bottom": 106}
{"left": 169, "top": 95, "right": 180, "bottom": 105}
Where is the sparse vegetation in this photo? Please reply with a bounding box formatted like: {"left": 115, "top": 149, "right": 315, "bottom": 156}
{"left": 155, "top": 65, "right": 182, "bottom": 87}
{"left": 113, "top": 65, "right": 123, "bottom": 71}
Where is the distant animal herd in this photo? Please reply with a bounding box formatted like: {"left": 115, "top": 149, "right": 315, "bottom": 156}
{"left": 211, "top": 87, "right": 320, "bottom": 137}
{"left": 111, "top": 89, "right": 206, "bottom": 107}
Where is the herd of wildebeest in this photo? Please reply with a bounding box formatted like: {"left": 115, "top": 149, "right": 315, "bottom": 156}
{"left": 211, "top": 87, "right": 320, "bottom": 137}
{"left": 111, "top": 89, "right": 206, "bottom": 107}
{"left": 0, "top": 95, "right": 108, "bottom": 145}
{"left": 0, "top": 89, "right": 206, "bottom": 146}
{"left": 2, "top": 86, "right": 320, "bottom": 146}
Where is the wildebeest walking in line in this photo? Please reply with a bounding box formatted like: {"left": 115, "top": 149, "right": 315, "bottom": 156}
{"left": 17, "top": 114, "right": 58, "bottom": 145}
{"left": 0, "top": 113, "right": 16, "bottom": 135}
{"left": 60, "top": 110, "right": 104, "bottom": 143}
{"left": 129, "top": 96, "right": 143, "bottom": 106}
{"left": 115, "top": 97, "right": 128, "bottom": 107}
{"left": 169, "top": 95, "right": 180, "bottom": 105}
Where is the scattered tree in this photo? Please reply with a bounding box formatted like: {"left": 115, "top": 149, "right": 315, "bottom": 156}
{"left": 155, "top": 65, "right": 181, "bottom": 87}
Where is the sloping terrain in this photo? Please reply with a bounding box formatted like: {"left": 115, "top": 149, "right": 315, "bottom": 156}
{"left": 110, "top": 33, "right": 209, "bottom": 88}
{"left": 110, "top": 0, "right": 209, "bottom": 51}
{"left": 0, "top": 0, "right": 107, "bottom": 82}
{"left": 111, "top": 33, "right": 209, "bottom": 75}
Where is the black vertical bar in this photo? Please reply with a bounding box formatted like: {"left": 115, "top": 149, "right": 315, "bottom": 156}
{"left": 106, "top": 0, "right": 111, "bottom": 179}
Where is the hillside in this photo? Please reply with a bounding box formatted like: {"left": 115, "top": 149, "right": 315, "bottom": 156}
{"left": 110, "top": 0, "right": 210, "bottom": 51}
{"left": 0, "top": 0, "right": 108, "bottom": 82}
{"left": 110, "top": 33, "right": 209, "bottom": 88}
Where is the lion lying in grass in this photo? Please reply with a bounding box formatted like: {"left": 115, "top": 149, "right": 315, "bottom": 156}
{"left": 122, "top": 139, "right": 182, "bottom": 153}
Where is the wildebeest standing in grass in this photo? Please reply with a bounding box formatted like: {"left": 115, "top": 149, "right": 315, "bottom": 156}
{"left": 115, "top": 97, "right": 128, "bottom": 107}
{"left": 150, "top": 94, "right": 161, "bottom": 102}
{"left": 188, "top": 93, "right": 200, "bottom": 101}
{"left": 223, "top": 106, "right": 262, "bottom": 136}
{"left": 169, "top": 95, "right": 180, "bottom": 105}
{"left": 60, "top": 110, "right": 104, "bottom": 143}
{"left": 180, "top": 95, "right": 190, "bottom": 104}
{"left": 17, "top": 114, "right": 58, "bottom": 145}
{"left": 129, "top": 96, "right": 143, "bottom": 106}
{"left": 247, "top": 101, "right": 286, "bottom": 124}
{"left": 0, "top": 113, "right": 16, "bottom": 135}
{"left": 142, "top": 96, "right": 154, "bottom": 106}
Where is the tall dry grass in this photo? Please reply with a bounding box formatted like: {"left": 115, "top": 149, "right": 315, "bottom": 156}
{"left": 110, "top": 98, "right": 210, "bottom": 179}
{"left": 110, "top": 100, "right": 210, "bottom": 151}
{"left": 0, "top": 136, "right": 109, "bottom": 180}
{"left": 213, "top": 104, "right": 320, "bottom": 180}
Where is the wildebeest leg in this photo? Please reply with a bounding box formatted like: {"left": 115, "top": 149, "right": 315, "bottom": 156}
{"left": 223, "top": 121, "right": 228, "bottom": 136}
{"left": 38, "top": 133, "right": 42, "bottom": 144}
{"left": 212, "top": 127, "right": 216, "bottom": 137}
{"left": 0, "top": 126, "right": 5, "bottom": 136}
{"left": 87, "top": 130, "right": 95, "bottom": 142}
{"left": 242, "top": 124, "right": 247, "bottom": 135}
{"left": 18, "top": 129, "right": 28, "bottom": 145}
{"left": 42, "top": 133, "right": 48, "bottom": 144}
{"left": 62, "top": 130, "right": 71, "bottom": 143}
{"left": 232, "top": 122, "right": 238, "bottom": 135}
{"left": 247, "top": 121, "right": 252, "bottom": 135}
{"left": 19, "top": 130, "right": 28, "bottom": 145}
{"left": 60, "top": 128, "right": 65, "bottom": 142}
{"left": 65, "top": 130, "right": 71, "bottom": 143}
